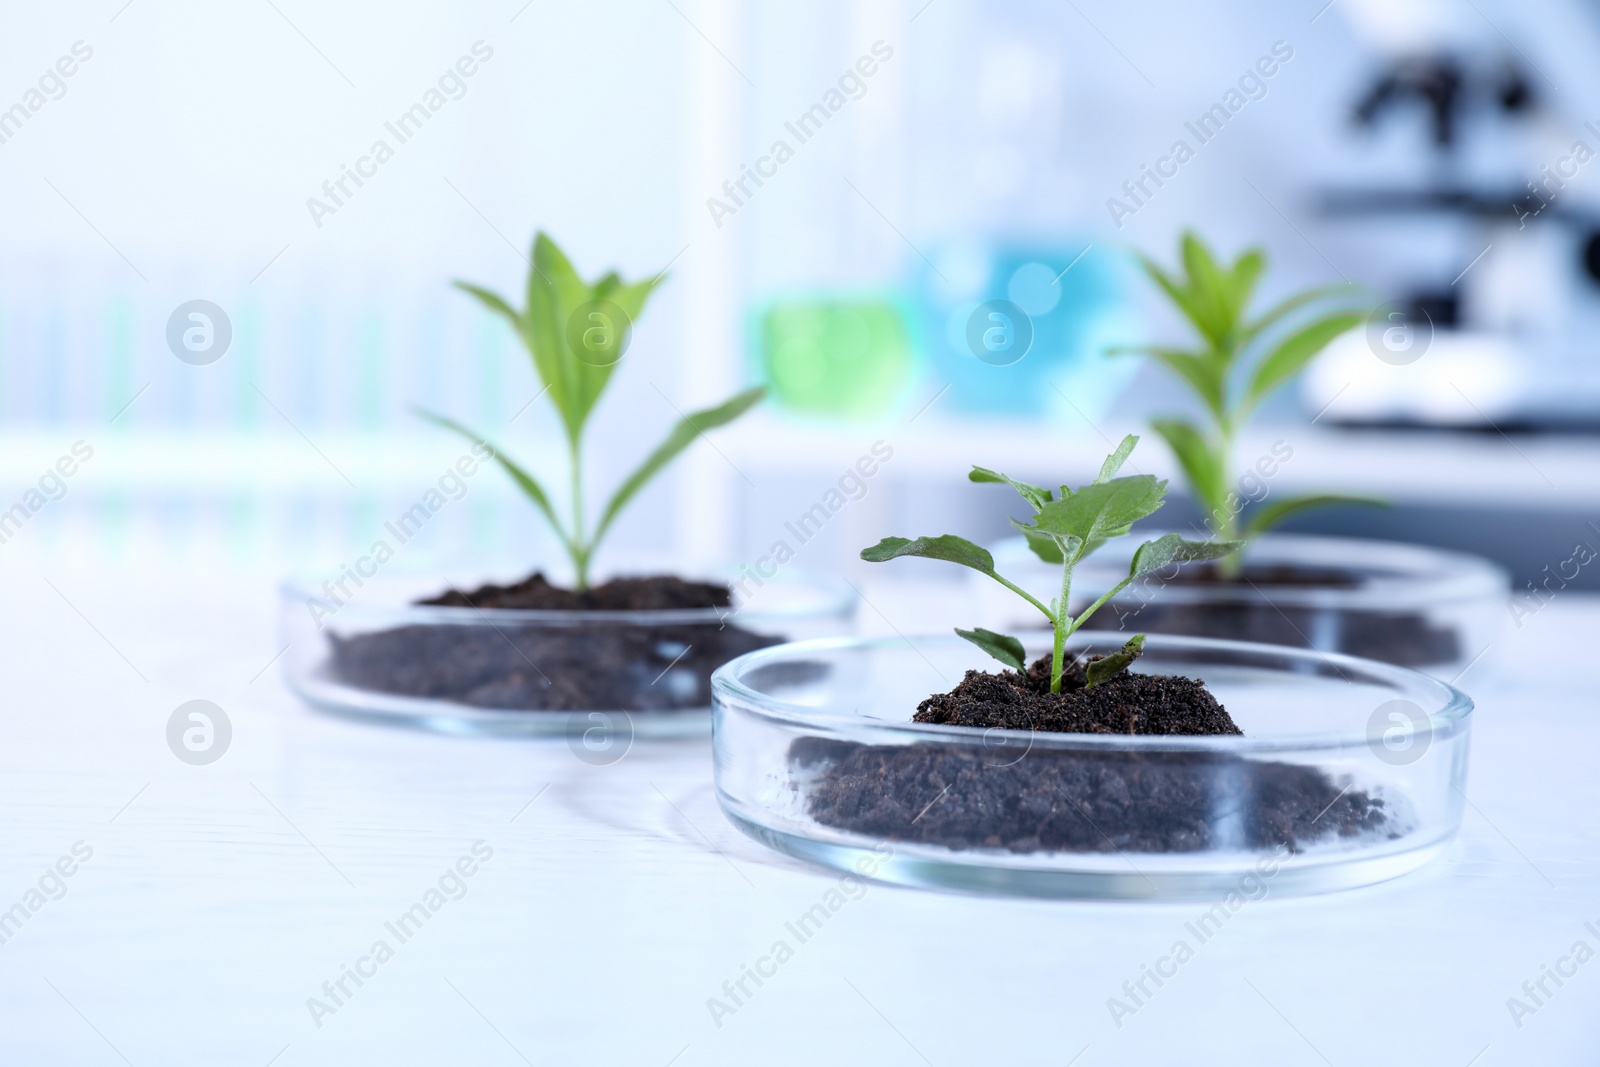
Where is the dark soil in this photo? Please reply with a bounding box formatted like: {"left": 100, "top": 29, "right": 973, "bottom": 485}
{"left": 329, "top": 573, "right": 779, "bottom": 711}
{"left": 1176, "top": 562, "right": 1360, "bottom": 588}
{"left": 913, "top": 652, "right": 1242, "bottom": 736}
{"left": 800, "top": 653, "right": 1390, "bottom": 855}
{"left": 1082, "top": 562, "right": 1460, "bottom": 668}
{"left": 419, "top": 572, "right": 732, "bottom": 611}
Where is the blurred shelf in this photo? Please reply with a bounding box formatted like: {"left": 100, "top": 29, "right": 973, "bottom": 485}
{"left": 718, "top": 414, "right": 1600, "bottom": 508}
{"left": 0, "top": 419, "right": 1596, "bottom": 511}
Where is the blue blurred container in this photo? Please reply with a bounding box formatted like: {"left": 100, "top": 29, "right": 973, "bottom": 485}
{"left": 914, "top": 241, "right": 1141, "bottom": 418}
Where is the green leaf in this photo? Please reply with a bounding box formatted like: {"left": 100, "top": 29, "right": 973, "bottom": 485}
{"left": 1149, "top": 418, "right": 1227, "bottom": 522}
{"left": 568, "top": 269, "right": 665, "bottom": 443}
{"left": 1138, "top": 253, "right": 1221, "bottom": 350}
{"left": 1107, "top": 345, "right": 1226, "bottom": 423}
{"left": 522, "top": 234, "right": 580, "bottom": 440}
{"left": 452, "top": 282, "right": 523, "bottom": 337}
{"left": 413, "top": 407, "right": 565, "bottom": 539}
{"left": 1238, "top": 283, "right": 1359, "bottom": 349}
{"left": 1086, "top": 634, "right": 1145, "bottom": 687}
{"left": 1026, "top": 475, "right": 1166, "bottom": 548}
{"left": 969, "top": 466, "right": 1052, "bottom": 511}
{"left": 955, "top": 627, "right": 1026, "bottom": 671}
{"left": 1243, "top": 493, "right": 1386, "bottom": 537}
{"left": 511, "top": 233, "right": 668, "bottom": 447}
{"left": 860, "top": 534, "right": 996, "bottom": 575}
{"left": 1095, "top": 434, "right": 1139, "bottom": 484}
{"left": 1244, "top": 309, "right": 1365, "bottom": 408}
{"left": 1019, "top": 527, "right": 1066, "bottom": 565}
{"left": 1179, "top": 232, "right": 1235, "bottom": 346}
{"left": 1128, "top": 532, "right": 1242, "bottom": 581}
{"left": 1228, "top": 248, "right": 1265, "bottom": 325}
{"left": 590, "top": 386, "right": 765, "bottom": 549}
{"left": 1011, "top": 519, "right": 1082, "bottom": 566}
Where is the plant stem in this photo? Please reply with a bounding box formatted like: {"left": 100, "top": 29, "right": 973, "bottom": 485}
{"left": 988, "top": 573, "right": 1055, "bottom": 623}
{"left": 1065, "top": 576, "right": 1135, "bottom": 640}
{"left": 1214, "top": 414, "right": 1242, "bottom": 579}
{"left": 569, "top": 436, "right": 589, "bottom": 590}
{"left": 1049, "top": 550, "right": 1075, "bottom": 693}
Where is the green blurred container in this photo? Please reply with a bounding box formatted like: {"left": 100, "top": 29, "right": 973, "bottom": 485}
{"left": 755, "top": 296, "right": 914, "bottom": 419}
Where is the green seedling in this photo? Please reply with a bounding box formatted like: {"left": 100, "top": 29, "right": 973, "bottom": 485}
{"left": 1110, "top": 231, "right": 1377, "bottom": 574}
{"left": 418, "top": 232, "right": 764, "bottom": 589}
{"left": 860, "top": 435, "right": 1240, "bottom": 693}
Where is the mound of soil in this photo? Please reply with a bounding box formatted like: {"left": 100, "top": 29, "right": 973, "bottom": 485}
{"left": 329, "top": 573, "right": 779, "bottom": 711}
{"left": 419, "top": 572, "right": 732, "bottom": 612}
{"left": 913, "top": 652, "right": 1241, "bottom": 736}
{"left": 800, "top": 652, "right": 1389, "bottom": 855}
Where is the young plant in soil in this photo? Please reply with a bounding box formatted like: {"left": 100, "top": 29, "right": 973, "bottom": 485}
{"left": 1089, "top": 234, "right": 1456, "bottom": 667}
{"left": 1110, "top": 231, "right": 1374, "bottom": 575}
{"left": 798, "top": 436, "right": 1388, "bottom": 854}
{"left": 329, "top": 234, "right": 775, "bottom": 713}
{"left": 419, "top": 231, "right": 764, "bottom": 595}
{"left": 860, "top": 434, "right": 1241, "bottom": 722}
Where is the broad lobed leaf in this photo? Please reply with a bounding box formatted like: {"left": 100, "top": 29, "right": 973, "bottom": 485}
{"left": 1086, "top": 634, "right": 1145, "bottom": 687}
{"left": 1018, "top": 526, "right": 1066, "bottom": 565}
{"left": 1011, "top": 520, "right": 1082, "bottom": 566}
{"left": 860, "top": 533, "right": 996, "bottom": 575}
{"left": 955, "top": 627, "right": 1026, "bottom": 671}
{"left": 1128, "top": 532, "right": 1242, "bottom": 581}
{"left": 1025, "top": 474, "right": 1167, "bottom": 548}
{"left": 969, "top": 466, "right": 1052, "bottom": 511}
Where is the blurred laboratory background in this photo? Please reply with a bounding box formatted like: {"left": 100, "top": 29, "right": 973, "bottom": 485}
{"left": 0, "top": 0, "right": 1596, "bottom": 593}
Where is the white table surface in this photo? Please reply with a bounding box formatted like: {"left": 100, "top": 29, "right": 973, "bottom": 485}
{"left": 2, "top": 566, "right": 1596, "bottom": 1066}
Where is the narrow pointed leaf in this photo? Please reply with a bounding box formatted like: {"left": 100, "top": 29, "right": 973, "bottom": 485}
{"left": 955, "top": 627, "right": 1026, "bottom": 671}
{"left": 1129, "top": 532, "right": 1243, "bottom": 581}
{"left": 1243, "top": 309, "right": 1365, "bottom": 408}
{"left": 970, "top": 466, "right": 1052, "bottom": 511}
{"left": 1243, "top": 493, "right": 1385, "bottom": 537}
{"left": 413, "top": 407, "right": 565, "bottom": 539}
{"left": 453, "top": 282, "right": 523, "bottom": 336}
{"left": 528, "top": 232, "right": 643, "bottom": 443}
{"left": 1107, "top": 345, "right": 1226, "bottom": 422}
{"left": 860, "top": 534, "right": 997, "bottom": 576}
{"left": 1179, "top": 232, "right": 1234, "bottom": 346}
{"left": 1239, "top": 283, "right": 1358, "bottom": 348}
{"left": 1095, "top": 434, "right": 1139, "bottom": 484}
{"left": 523, "top": 244, "right": 575, "bottom": 440}
{"left": 1086, "top": 634, "right": 1145, "bottom": 687}
{"left": 590, "top": 386, "right": 764, "bottom": 549}
{"left": 1228, "top": 248, "right": 1266, "bottom": 324}
{"left": 567, "top": 269, "right": 665, "bottom": 445}
{"left": 1149, "top": 418, "right": 1227, "bottom": 524}
{"left": 1137, "top": 255, "right": 1218, "bottom": 346}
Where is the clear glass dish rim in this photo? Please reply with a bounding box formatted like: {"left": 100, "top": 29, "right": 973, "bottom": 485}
{"left": 711, "top": 631, "right": 1473, "bottom": 754}
{"left": 991, "top": 531, "right": 1509, "bottom": 607}
{"left": 277, "top": 568, "right": 857, "bottom": 627}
